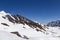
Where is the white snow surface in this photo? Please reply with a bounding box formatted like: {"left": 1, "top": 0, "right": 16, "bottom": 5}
{"left": 0, "top": 11, "right": 60, "bottom": 40}
{"left": 0, "top": 31, "right": 26, "bottom": 40}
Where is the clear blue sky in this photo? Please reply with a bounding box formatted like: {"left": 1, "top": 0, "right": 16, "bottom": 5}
{"left": 0, "top": 0, "right": 60, "bottom": 24}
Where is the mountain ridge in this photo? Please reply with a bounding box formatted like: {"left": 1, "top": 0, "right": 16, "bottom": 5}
{"left": 0, "top": 11, "right": 46, "bottom": 39}
{"left": 47, "top": 20, "right": 60, "bottom": 27}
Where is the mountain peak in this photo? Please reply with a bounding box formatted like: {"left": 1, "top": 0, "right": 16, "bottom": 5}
{"left": 0, "top": 11, "right": 9, "bottom": 17}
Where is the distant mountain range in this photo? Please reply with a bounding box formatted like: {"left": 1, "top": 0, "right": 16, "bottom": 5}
{"left": 47, "top": 20, "right": 60, "bottom": 27}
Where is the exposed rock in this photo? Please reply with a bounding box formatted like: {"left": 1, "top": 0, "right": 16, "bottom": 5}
{"left": 11, "top": 31, "right": 21, "bottom": 37}
{"left": 1, "top": 23, "right": 9, "bottom": 26}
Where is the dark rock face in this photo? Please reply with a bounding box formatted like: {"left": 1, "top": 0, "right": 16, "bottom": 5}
{"left": 2, "top": 16, "right": 6, "bottom": 19}
{"left": 5, "top": 14, "right": 45, "bottom": 31}
{"left": 47, "top": 20, "right": 60, "bottom": 27}
{"left": 1, "top": 23, "right": 9, "bottom": 26}
{"left": 11, "top": 32, "right": 29, "bottom": 39}
{"left": 6, "top": 15, "right": 15, "bottom": 23}
{"left": 11, "top": 32, "right": 21, "bottom": 37}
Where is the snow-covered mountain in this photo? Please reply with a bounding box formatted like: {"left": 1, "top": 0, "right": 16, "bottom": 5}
{"left": 47, "top": 20, "right": 60, "bottom": 27}
{"left": 0, "top": 11, "right": 60, "bottom": 40}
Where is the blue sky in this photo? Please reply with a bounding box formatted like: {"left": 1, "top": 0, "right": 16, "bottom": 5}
{"left": 0, "top": 0, "right": 60, "bottom": 24}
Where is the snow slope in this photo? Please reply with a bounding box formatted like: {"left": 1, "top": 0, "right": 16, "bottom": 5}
{"left": 0, "top": 11, "right": 60, "bottom": 40}
{"left": 0, "top": 31, "right": 26, "bottom": 40}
